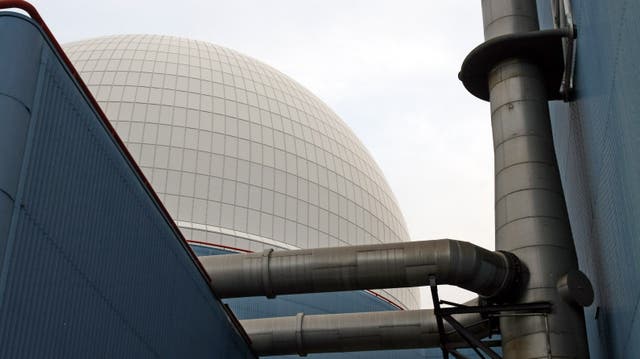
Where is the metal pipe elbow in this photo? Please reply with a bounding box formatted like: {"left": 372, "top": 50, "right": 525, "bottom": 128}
{"left": 437, "top": 240, "right": 523, "bottom": 300}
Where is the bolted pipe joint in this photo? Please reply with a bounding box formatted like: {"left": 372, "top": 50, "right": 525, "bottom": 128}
{"left": 490, "top": 250, "right": 525, "bottom": 302}
{"left": 437, "top": 240, "right": 524, "bottom": 300}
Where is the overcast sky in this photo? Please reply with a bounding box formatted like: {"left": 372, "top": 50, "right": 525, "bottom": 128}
{"left": 29, "top": 0, "right": 493, "bottom": 308}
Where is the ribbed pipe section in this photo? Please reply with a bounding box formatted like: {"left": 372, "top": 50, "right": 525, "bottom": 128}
{"left": 199, "top": 239, "right": 520, "bottom": 299}
{"left": 241, "top": 304, "right": 489, "bottom": 356}
{"left": 481, "top": 1, "right": 589, "bottom": 357}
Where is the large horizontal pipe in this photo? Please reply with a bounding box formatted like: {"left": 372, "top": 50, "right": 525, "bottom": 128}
{"left": 199, "top": 239, "right": 521, "bottom": 299}
{"left": 240, "top": 304, "right": 490, "bottom": 356}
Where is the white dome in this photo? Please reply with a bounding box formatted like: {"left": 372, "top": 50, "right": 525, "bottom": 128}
{"left": 64, "top": 34, "right": 418, "bottom": 309}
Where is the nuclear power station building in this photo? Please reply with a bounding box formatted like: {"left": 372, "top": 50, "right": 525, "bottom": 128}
{"left": 0, "top": 1, "right": 639, "bottom": 358}
{"left": 60, "top": 34, "right": 424, "bottom": 358}
{"left": 62, "top": 34, "right": 420, "bottom": 313}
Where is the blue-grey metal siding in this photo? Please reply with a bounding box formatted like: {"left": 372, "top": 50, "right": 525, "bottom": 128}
{"left": 0, "top": 12, "right": 254, "bottom": 359}
{"left": 537, "top": 1, "right": 640, "bottom": 357}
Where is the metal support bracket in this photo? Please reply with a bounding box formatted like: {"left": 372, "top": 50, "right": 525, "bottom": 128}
{"left": 459, "top": 0, "right": 578, "bottom": 103}
{"left": 429, "top": 278, "right": 553, "bottom": 359}
{"left": 459, "top": 29, "right": 570, "bottom": 102}
{"left": 443, "top": 314, "right": 501, "bottom": 359}
{"left": 551, "top": 0, "right": 577, "bottom": 101}
{"left": 430, "top": 276, "right": 449, "bottom": 358}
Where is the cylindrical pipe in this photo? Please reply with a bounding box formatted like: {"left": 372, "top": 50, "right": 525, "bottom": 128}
{"left": 199, "top": 239, "right": 521, "bottom": 299}
{"left": 241, "top": 305, "right": 490, "bottom": 356}
{"left": 480, "top": 1, "right": 589, "bottom": 357}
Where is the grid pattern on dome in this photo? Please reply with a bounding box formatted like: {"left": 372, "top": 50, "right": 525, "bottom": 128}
{"left": 64, "top": 34, "right": 418, "bottom": 309}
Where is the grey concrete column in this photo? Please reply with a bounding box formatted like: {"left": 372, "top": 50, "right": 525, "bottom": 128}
{"left": 481, "top": 1, "right": 589, "bottom": 357}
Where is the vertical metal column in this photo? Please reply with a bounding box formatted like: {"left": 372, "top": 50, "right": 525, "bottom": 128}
{"left": 480, "top": 0, "right": 589, "bottom": 357}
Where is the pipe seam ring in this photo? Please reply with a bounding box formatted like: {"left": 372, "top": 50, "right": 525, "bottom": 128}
{"left": 489, "top": 250, "right": 522, "bottom": 301}
{"left": 295, "top": 312, "right": 306, "bottom": 356}
{"left": 262, "top": 248, "right": 275, "bottom": 298}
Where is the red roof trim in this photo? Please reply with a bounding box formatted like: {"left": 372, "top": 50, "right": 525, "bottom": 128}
{"left": 186, "top": 239, "right": 252, "bottom": 254}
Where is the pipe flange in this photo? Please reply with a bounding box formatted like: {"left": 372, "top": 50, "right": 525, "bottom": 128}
{"left": 486, "top": 250, "right": 525, "bottom": 302}
{"left": 459, "top": 29, "right": 570, "bottom": 101}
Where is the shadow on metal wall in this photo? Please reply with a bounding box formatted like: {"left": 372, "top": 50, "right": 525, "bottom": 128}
{"left": 0, "top": 7, "right": 253, "bottom": 358}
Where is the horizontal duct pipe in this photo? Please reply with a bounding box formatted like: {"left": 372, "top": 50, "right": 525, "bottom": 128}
{"left": 199, "top": 239, "right": 521, "bottom": 299}
{"left": 240, "top": 304, "right": 490, "bottom": 356}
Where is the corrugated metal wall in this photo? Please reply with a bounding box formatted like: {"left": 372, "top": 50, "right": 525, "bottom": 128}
{"left": 537, "top": 1, "right": 640, "bottom": 357}
{"left": 0, "top": 13, "right": 254, "bottom": 358}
